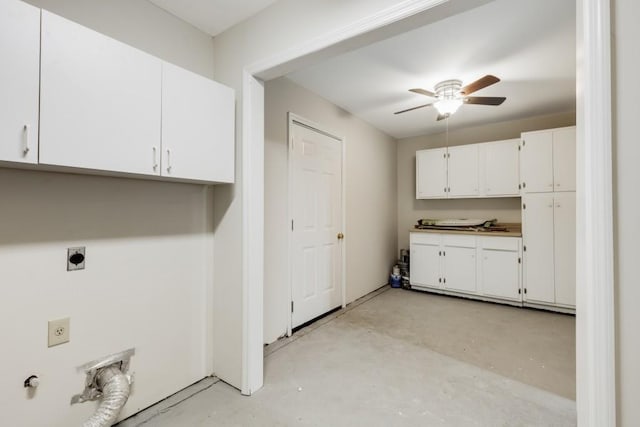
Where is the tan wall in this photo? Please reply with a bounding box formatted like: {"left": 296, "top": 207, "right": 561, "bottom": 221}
{"left": 264, "top": 77, "right": 397, "bottom": 344}
{"left": 613, "top": 0, "right": 640, "bottom": 424}
{"left": 396, "top": 111, "right": 576, "bottom": 250}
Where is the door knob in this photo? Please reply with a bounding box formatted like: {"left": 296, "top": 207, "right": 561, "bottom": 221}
{"left": 337, "top": 233, "right": 344, "bottom": 240}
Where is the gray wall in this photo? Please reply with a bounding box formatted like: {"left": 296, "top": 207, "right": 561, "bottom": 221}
{"left": 613, "top": 0, "right": 640, "bottom": 424}
{"left": 396, "top": 111, "right": 576, "bottom": 250}
{"left": 264, "top": 77, "right": 397, "bottom": 344}
{"left": 24, "top": 0, "right": 215, "bottom": 78}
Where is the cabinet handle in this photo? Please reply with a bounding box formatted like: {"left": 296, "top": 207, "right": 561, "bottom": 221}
{"left": 439, "top": 251, "right": 441, "bottom": 256}
{"left": 166, "top": 149, "right": 172, "bottom": 173}
{"left": 443, "top": 278, "right": 446, "bottom": 284}
{"left": 439, "top": 278, "right": 442, "bottom": 283}
{"left": 23, "top": 125, "right": 30, "bottom": 156}
{"left": 522, "top": 182, "right": 526, "bottom": 188}
{"left": 152, "top": 147, "right": 158, "bottom": 171}
{"left": 443, "top": 251, "right": 446, "bottom": 256}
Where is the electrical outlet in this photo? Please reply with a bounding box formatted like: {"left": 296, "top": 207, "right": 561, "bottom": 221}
{"left": 48, "top": 318, "right": 70, "bottom": 347}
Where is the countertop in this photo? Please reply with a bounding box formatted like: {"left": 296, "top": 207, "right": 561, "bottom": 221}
{"left": 410, "top": 223, "right": 522, "bottom": 237}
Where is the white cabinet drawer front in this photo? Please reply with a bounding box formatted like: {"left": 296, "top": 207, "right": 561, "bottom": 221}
{"left": 479, "top": 236, "right": 521, "bottom": 251}
{"left": 40, "top": 11, "right": 162, "bottom": 175}
{"left": 410, "top": 233, "right": 441, "bottom": 246}
{"left": 442, "top": 234, "right": 476, "bottom": 248}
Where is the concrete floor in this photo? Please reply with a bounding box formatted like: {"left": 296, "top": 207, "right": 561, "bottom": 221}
{"left": 119, "top": 288, "right": 576, "bottom": 426}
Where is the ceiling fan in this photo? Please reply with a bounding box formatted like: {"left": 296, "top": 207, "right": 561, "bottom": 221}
{"left": 394, "top": 74, "right": 506, "bottom": 120}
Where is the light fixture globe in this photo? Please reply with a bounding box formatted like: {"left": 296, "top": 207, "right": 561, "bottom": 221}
{"left": 434, "top": 79, "right": 463, "bottom": 116}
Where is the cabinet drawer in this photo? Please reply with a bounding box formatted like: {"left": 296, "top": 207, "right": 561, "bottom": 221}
{"left": 479, "top": 236, "right": 521, "bottom": 251}
{"left": 442, "top": 235, "right": 476, "bottom": 248}
{"left": 410, "top": 233, "right": 441, "bottom": 246}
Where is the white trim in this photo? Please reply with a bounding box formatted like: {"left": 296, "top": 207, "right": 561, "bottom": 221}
{"left": 245, "top": 0, "right": 449, "bottom": 76}
{"left": 241, "top": 71, "right": 264, "bottom": 395}
{"left": 287, "top": 113, "right": 346, "bottom": 334}
{"left": 576, "top": 0, "right": 615, "bottom": 425}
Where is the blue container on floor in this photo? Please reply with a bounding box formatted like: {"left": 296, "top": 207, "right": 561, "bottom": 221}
{"left": 390, "top": 273, "right": 402, "bottom": 288}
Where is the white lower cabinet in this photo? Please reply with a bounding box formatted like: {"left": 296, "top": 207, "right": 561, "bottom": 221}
{"left": 479, "top": 237, "right": 522, "bottom": 301}
{"left": 442, "top": 236, "right": 477, "bottom": 294}
{"left": 522, "top": 192, "right": 576, "bottom": 308}
{"left": 410, "top": 233, "right": 522, "bottom": 305}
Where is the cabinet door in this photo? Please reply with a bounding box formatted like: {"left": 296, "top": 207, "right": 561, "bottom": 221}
{"left": 553, "top": 127, "right": 576, "bottom": 192}
{"left": 0, "top": 0, "right": 40, "bottom": 164}
{"left": 416, "top": 148, "right": 447, "bottom": 199}
{"left": 410, "top": 243, "right": 441, "bottom": 288}
{"left": 521, "top": 131, "right": 553, "bottom": 193}
{"left": 554, "top": 192, "right": 576, "bottom": 306}
{"left": 481, "top": 139, "right": 520, "bottom": 196}
{"left": 522, "top": 194, "right": 555, "bottom": 304}
{"left": 161, "top": 62, "right": 235, "bottom": 183}
{"left": 447, "top": 145, "right": 479, "bottom": 197}
{"left": 481, "top": 248, "right": 521, "bottom": 301}
{"left": 40, "top": 11, "right": 161, "bottom": 175}
{"left": 442, "top": 236, "right": 477, "bottom": 294}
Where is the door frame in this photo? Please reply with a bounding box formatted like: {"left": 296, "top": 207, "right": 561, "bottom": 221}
{"left": 241, "top": 2, "right": 616, "bottom": 425}
{"left": 287, "top": 113, "right": 347, "bottom": 335}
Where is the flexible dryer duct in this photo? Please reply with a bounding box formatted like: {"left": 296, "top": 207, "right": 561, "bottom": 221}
{"left": 82, "top": 365, "right": 131, "bottom": 427}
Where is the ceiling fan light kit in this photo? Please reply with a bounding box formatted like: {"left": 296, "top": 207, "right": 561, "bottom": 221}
{"left": 395, "top": 74, "right": 506, "bottom": 120}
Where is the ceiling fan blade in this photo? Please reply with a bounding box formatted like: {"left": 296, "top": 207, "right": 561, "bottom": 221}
{"left": 436, "top": 113, "right": 450, "bottom": 121}
{"left": 460, "top": 75, "right": 500, "bottom": 95}
{"left": 394, "top": 103, "right": 433, "bottom": 114}
{"left": 463, "top": 96, "right": 506, "bottom": 106}
{"left": 409, "top": 88, "right": 436, "bottom": 98}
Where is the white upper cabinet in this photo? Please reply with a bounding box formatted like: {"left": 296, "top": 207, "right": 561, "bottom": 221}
{"left": 520, "top": 131, "right": 554, "bottom": 193}
{"left": 480, "top": 139, "right": 520, "bottom": 197}
{"left": 40, "top": 11, "right": 162, "bottom": 176}
{"left": 552, "top": 127, "right": 576, "bottom": 192}
{"left": 447, "top": 145, "right": 479, "bottom": 197}
{"left": 416, "top": 148, "right": 447, "bottom": 198}
{"left": 161, "top": 62, "right": 235, "bottom": 183}
{"left": 416, "top": 138, "right": 521, "bottom": 200}
{"left": 520, "top": 126, "right": 576, "bottom": 193}
{"left": 553, "top": 192, "right": 576, "bottom": 306}
{"left": 0, "top": 0, "right": 40, "bottom": 164}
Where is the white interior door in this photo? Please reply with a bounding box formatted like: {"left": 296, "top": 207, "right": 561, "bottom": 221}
{"left": 522, "top": 193, "right": 555, "bottom": 304}
{"left": 554, "top": 192, "right": 576, "bottom": 306}
{"left": 291, "top": 121, "right": 343, "bottom": 328}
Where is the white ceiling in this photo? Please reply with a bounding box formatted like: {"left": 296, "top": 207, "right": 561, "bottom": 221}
{"left": 147, "top": 0, "right": 278, "bottom": 36}
{"left": 286, "top": 0, "right": 576, "bottom": 139}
